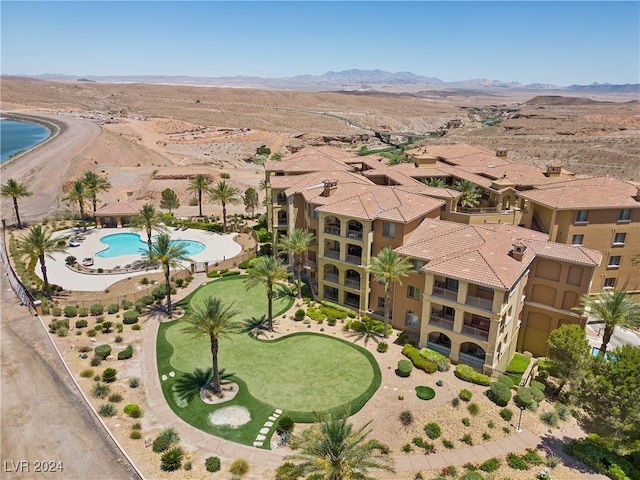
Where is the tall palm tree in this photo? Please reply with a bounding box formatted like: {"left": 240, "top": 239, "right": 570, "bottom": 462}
{"left": 367, "top": 247, "right": 413, "bottom": 338}
{"left": 81, "top": 171, "right": 111, "bottom": 217}
{"left": 286, "top": 412, "right": 395, "bottom": 480}
{"left": 181, "top": 297, "right": 241, "bottom": 395}
{"left": 16, "top": 225, "right": 67, "bottom": 299}
{"left": 130, "top": 203, "right": 167, "bottom": 252}
{"left": 209, "top": 181, "right": 240, "bottom": 233}
{"left": 64, "top": 180, "right": 88, "bottom": 231}
{"left": 575, "top": 289, "right": 640, "bottom": 355}
{"left": 244, "top": 255, "right": 289, "bottom": 331}
{"left": 1, "top": 178, "right": 32, "bottom": 229}
{"left": 280, "top": 228, "right": 315, "bottom": 299}
{"left": 143, "top": 234, "right": 192, "bottom": 316}
{"left": 454, "top": 179, "right": 481, "bottom": 208}
{"left": 187, "top": 174, "right": 212, "bottom": 217}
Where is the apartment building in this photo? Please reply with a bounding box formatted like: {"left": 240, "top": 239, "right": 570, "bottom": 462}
{"left": 264, "top": 145, "right": 620, "bottom": 373}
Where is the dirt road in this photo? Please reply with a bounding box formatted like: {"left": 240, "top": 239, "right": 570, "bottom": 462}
{"left": 0, "top": 275, "right": 141, "bottom": 480}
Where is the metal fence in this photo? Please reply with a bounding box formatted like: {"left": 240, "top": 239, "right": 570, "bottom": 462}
{"left": 0, "top": 224, "right": 37, "bottom": 313}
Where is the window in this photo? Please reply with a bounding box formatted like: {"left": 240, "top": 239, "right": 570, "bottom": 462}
{"left": 571, "top": 234, "right": 584, "bottom": 245}
{"left": 411, "top": 259, "right": 424, "bottom": 271}
{"left": 382, "top": 222, "right": 395, "bottom": 238}
{"left": 608, "top": 255, "right": 621, "bottom": 268}
{"left": 378, "top": 297, "right": 386, "bottom": 309}
{"left": 405, "top": 311, "right": 419, "bottom": 328}
{"left": 618, "top": 209, "right": 631, "bottom": 222}
{"left": 613, "top": 233, "right": 626, "bottom": 245}
{"left": 408, "top": 286, "right": 421, "bottom": 300}
{"left": 575, "top": 210, "right": 588, "bottom": 223}
{"left": 603, "top": 278, "right": 616, "bottom": 289}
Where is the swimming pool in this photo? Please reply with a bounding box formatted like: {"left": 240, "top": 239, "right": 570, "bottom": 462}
{"left": 95, "top": 232, "right": 205, "bottom": 259}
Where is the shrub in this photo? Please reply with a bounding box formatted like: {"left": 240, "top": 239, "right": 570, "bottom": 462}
{"left": 131, "top": 324, "right": 141, "bottom": 331}
{"left": 377, "top": 341, "right": 389, "bottom": 353}
{"left": 102, "top": 367, "right": 117, "bottom": 383}
{"left": 416, "top": 386, "right": 435, "bottom": 400}
{"left": 108, "top": 393, "right": 123, "bottom": 403}
{"left": 276, "top": 416, "right": 295, "bottom": 434}
{"left": 122, "top": 310, "right": 139, "bottom": 324}
{"left": 555, "top": 403, "right": 571, "bottom": 421}
{"left": 397, "top": 359, "right": 413, "bottom": 377}
{"left": 121, "top": 299, "right": 133, "bottom": 310}
{"left": 107, "top": 303, "right": 120, "bottom": 314}
{"left": 100, "top": 321, "right": 113, "bottom": 333}
{"left": 152, "top": 436, "right": 171, "bottom": 453}
{"left": 92, "top": 382, "right": 110, "bottom": 399}
{"left": 459, "top": 389, "right": 472, "bottom": 401}
{"left": 530, "top": 380, "right": 545, "bottom": 392}
{"left": 63, "top": 305, "right": 77, "bottom": 317}
{"left": 94, "top": 344, "right": 112, "bottom": 360}
{"left": 294, "top": 308, "right": 305, "bottom": 321}
{"left": 454, "top": 364, "right": 491, "bottom": 386}
{"left": 540, "top": 411, "right": 559, "bottom": 427}
{"left": 52, "top": 306, "right": 62, "bottom": 316}
{"left": 80, "top": 368, "right": 94, "bottom": 378}
{"left": 461, "top": 434, "right": 473, "bottom": 445}
{"left": 78, "top": 307, "right": 89, "bottom": 317}
{"left": 75, "top": 319, "right": 88, "bottom": 328}
{"left": 205, "top": 456, "right": 221, "bottom": 473}
{"left": 515, "top": 387, "right": 536, "bottom": 409}
{"left": 523, "top": 448, "right": 544, "bottom": 465}
{"left": 488, "top": 381, "right": 512, "bottom": 406}
{"left": 95, "top": 316, "right": 104, "bottom": 324}
{"left": 132, "top": 422, "right": 142, "bottom": 430}
{"left": 90, "top": 355, "right": 102, "bottom": 366}
{"left": 130, "top": 430, "right": 142, "bottom": 440}
{"left": 497, "top": 373, "right": 515, "bottom": 389}
{"left": 487, "top": 420, "right": 495, "bottom": 428}
{"left": 507, "top": 453, "right": 530, "bottom": 470}
{"left": 482, "top": 432, "right": 491, "bottom": 441}
{"left": 563, "top": 434, "right": 637, "bottom": 480}
{"left": 479, "top": 458, "right": 501, "bottom": 472}
{"left": 98, "top": 403, "right": 117, "bottom": 417}
{"left": 123, "top": 403, "right": 142, "bottom": 417}
{"left": 462, "top": 417, "right": 470, "bottom": 427}
{"left": 90, "top": 304, "right": 104, "bottom": 316}
{"left": 419, "top": 347, "right": 451, "bottom": 371}
{"left": 399, "top": 410, "right": 414, "bottom": 427}
{"left": 460, "top": 472, "right": 483, "bottom": 480}
{"left": 128, "top": 377, "right": 141, "bottom": 388}
{"left": 118, "top": 345, "right": 134, "bottom": 360}
{"left": 160, "top": 447, "right": 183, "bottom": 472}
{"left": 401, "top": 443, "right": 413, "bottom": 453}
{"left": 442, "top": 439, "right": 455, "bottom": 449}
{"left": 229, "top": 458, "right": 249, "bottom": 476}
{"left": 114, "top": 335, "right": 123, "bottom": 343}
{"left": 500, "top": 408, "right": 513, "bottom": 422}
{"left": 451, "top": 397, "right": 460, "bottom": 408}
{"left": 402, "top": 344, "right": 437, "bottom": 374}
{"left": 467, "top": 402, "right": 480, "bottom": 416}
{"left": 531, "top": 386, "right": 545, "bottom": 403}
{"left": 56, "top": 327, "right": 68, "bottom": 337}
{"left": 424, "top": 423, "right": 441, "bottom": 439}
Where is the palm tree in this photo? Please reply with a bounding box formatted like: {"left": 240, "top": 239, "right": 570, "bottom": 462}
{"left": 367, "top": 247, "right": 413, "bottom": 338}
{"left": 575, "top": 289, "right": 640, "bottom": 355}
{"left": 454, "top": 179, "right": 481, "bottom": 208}
{"left": 16, "top": 225, "right": 67, "bottom": 299}
{"left": 209, "top": 181, "right": 240, "bottom": 233}
{"left": 181, "top": 297, "right": 241, "bottom": 395}
{"left": 1, "top": 178, "right": 32, "bottom": 229}
{"left": 130, "top": 203, "right": 167, "bottom": 252}
{"left": 286, "top": 412, "right": 395, "bottom": 480}
{"left": 64, "top": 180, "right": 88, "bottom": 231}
{"left": 244, "top": 255, "right": 289, "bottom": 331}
{"left": 424, "top": 177, "right": 446, "bottom": 188}
{"left": 280, "top": 228, "right": 315, "bottom": 299}
{"left": 143, "top": 234, "right": 192, "bottom": 316}
{"left": 81, "top": 171, "right": 111, "bottom": 217}
{"left": 187, "top": 174, "right": 212, "bottom": 217}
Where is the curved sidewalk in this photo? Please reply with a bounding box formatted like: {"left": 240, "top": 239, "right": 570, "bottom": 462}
{"left": 140, "top": 273, "right": 593, "bottom": 474}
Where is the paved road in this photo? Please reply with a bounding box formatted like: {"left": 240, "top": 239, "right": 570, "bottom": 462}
{"left": 0, "top": 273, "right": 141, "bottom": 480}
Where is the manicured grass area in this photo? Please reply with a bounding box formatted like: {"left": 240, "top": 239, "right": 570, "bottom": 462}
{"left": 416, "top": 386, "right": 436, "bottom": 400}
{"left": 505, "top": 353, "right": 531, "bottom": 384}
{"left": 157, "top": 275, "right": 381, "bottom": 448}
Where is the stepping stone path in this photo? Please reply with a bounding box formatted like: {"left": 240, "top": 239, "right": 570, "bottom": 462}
{"left": 253, "top": 409, "right": 282, "bottom": 447}
{"left": 161, "top": 371, "right": 175, "bottom": 382}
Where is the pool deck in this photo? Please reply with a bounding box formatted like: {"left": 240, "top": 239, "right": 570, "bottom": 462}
{"left": 39, "top": 226, "right": 242, "bottom": 291}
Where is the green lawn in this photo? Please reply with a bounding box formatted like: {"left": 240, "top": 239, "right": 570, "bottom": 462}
{"left": 157, "top": 275, "right": 381, "bottom": 448}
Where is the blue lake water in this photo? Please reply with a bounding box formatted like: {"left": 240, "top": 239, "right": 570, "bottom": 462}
{"left": 1, "top": 119, "right": 51, "bottom": 162}
{"left": 95, "top": 232, "right": 205, "bottom": 259}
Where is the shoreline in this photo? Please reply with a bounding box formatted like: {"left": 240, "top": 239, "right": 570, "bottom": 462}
{"left": 0, "top": 111, "right": 65, "bottom": 167}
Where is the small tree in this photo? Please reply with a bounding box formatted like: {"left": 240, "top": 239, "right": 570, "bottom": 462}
{"left": 1, "top": 178, "right": 32, "bottom": 228}
{"left": 159, "top": 188, "right": 180, "bottom": 213}
{"left": 547, "top": 324, "right": 590, "bottom": 395}
{"left": 242, "top": 187, "right": 259, "bottom": 217}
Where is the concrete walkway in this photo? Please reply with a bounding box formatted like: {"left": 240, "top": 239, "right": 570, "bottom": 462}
{"left": 140, "top": 273, "right": 603, "bottom": 476}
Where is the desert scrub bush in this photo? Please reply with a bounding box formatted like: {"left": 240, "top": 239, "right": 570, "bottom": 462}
{"left": 488, "top": 381, "right": 512, "bottom": 407}
{"left": 487, "top": 420, "right": 495, "bottom": 428}
{"left": 87, "top": 329, "right": 97, "bottom": 338}
{"left": 507, "top": 453, "right": 530, "bottom": 470}
{"left": 451, "top": 396, "right": 460, "bottom": 408}
{"left": 399, "top": 410, "right": 414, "bottom": 427}
{"left": 482, "top": 432, "right": 491, "bottom": 441}
{"left": 131, "top": 324, "right": 141, "bottom": 331}
{"left": 129, "top": 430, "right": 142, "bottom": 440}
{"left": 122, "top": 310, "right": 139, "bottom": 324}
{"left": 397, "top": 359, "right": 413, "bottom": 377}
{"left": 117, "top": 344, "right": 134, "bottom": 360}
{"left": 479, "top": 458, "right": 500, "bottom": 472}
{"left": 500, "top": 408, "right": 513, "bottom": 422}
{"left": 160, "top": 447, "right": 183, "bottom": 472}
{"left": 454, "top": 364, "right": 491, "bottom": 386}
{"left": 90, "top": 304, "right": 104, "bottom": 316}
{"left": 124, "top": 403, "right": 142, "bottom": 418}
{"left": 205, "top": 456, "right": 221, "bottom": 473}
{"left": 132, "top": 422, "right": 142, "bottom": 430}
{"left": 78, "top": 307, "right": 89, "bottom": 317}
{"left": 294, "top": 308, "right": 305, "bottom": 321}
{"left": 90, "top": 355, "right": 102, "bottom": 366}
{"left": 95, "top": 315, "right": 105, "bottom": 324}
{"left": 63, "top": 305, "right": 77, "bottom": 317}
{"left": 401, "top": 443, "right": 413, "bottom": 453}
{"left": 523, "top": 448, "right": 544, "bottom": 465}
{"left": 114, "top": 335, "right": 123, "bottom": 343}
{"left": 91, "top": 382, "right": 110, "bottom": 399}
{"left": 229, "top": 458, "right": 249, "bottom": 476}
{"left": 56, "top": 327, "right": 68, "bottom": 337}
{"left": 121, "top": 299, "right": 133, "bottom": 310}
{"left": 459, "top": 389, "right": 473, "bottom": 401}
{"left": 555, "top": 403, "right": 571, "bottom": 421}
{"left": 107, "top": 303, "right": 119, "bottom": 314}
{"left": 152, "top": 427, "right": 180, "bottom": 453}
{"left": 461, "top": 433, "right": 473, "bottom": 445}
{"left": 462, "top": 417, "right": 471, "bottom": 427}
{"left": 75, "top": 319, "right": 88, "bottom": 328}
{"left": 52, "top": 306, "right": 62, "bottom": 317}
{"left": 424, "top": 422, "right": 441, "bottom": 439}
{"left": 94, "top": 344, "right": 112, "bottom": 360}
{"left": 98, "top": 403, "right": 117, "bottom": 417}
{"left": 100, "top": 321, "right": 113, "bottom": 333}
{"left": 467, "top": 402, "right": 480, "bottom": 416}
{"left": 102, "top": 367, "right": 117, "bottom": 383}
{"left": 79, "top": 368, "right": 94, "bottom": 378}
{"left": 540, "top": 411, "right": 559, "bottom": 427}
{"left": 108, "top": 393, "right": 123, "bottom": 403}
{"left": 442, "top": 439, "right": 455, "bottom": 449}
{"left": 128, "top": 377, "right": 141, "bottom": 388}
{"left": 376, "top": 341, "right": 389, "bottom": 353}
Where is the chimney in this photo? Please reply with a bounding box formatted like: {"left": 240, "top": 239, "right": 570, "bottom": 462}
{"left": 409, "top": 148, "right": 438, "bottom": 168}
{"left": 496, "top": 149, "right": 508, "bottom": 158}
{"left": 511, "top": 241, "right": 527, "bottom": 261}
{"left": 545, "top": 165, "right": 562, "bottom": 177}
{"left": 323, "top": 179, "right": 338, "bottom": 197}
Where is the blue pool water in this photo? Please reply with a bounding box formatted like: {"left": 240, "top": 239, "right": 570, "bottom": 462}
{"left": 95, "top": 232, "right": 205, "bottom": 259}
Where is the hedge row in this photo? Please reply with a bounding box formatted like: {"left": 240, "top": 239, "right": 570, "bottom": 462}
{"left": 454, "top": 364, "right": 491, "bottom": 386}
{"left": 419, "top": 347, "right": 451, "bottom": 372}
{"left": 402, "top": 344, "right": 437, "bottom": 374}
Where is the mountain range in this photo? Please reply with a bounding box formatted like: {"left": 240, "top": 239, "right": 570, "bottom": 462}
{"left": 21, "top": 69, "right": 640, "bottom": 94}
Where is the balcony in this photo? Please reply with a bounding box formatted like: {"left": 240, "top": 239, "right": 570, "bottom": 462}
{"left": 427, "top": 341, "right": 451, "bottom": 357}
{"left": 324, "top": 292, "right": 338, "bottom": 302}
{"left": 429, "top": 315, "right": 454, "bottom": 331}
{"left": 344, "top": 297, "right": 360, "bottom": 309}
{"left": 461, "top": 324, "right": 489, "bottom": 342}
{"left": 324, "top": 249, "right": 340, "bottom": 260}
{"left": 345, "top": 254, "right": 362, "bottom": 265}
{"left": 324, "top": 273, "right": 339, "bottom": 284}
{"left": 324, "top": 226, "right": 340, "bottom": 236}
{"left": 465, "top": 295, "right": 493, "bottom": 311}
{"left": 459, "top": 352, "right": 485, "bottom": 370}
{"left": 346, "top": 230, "right": 363, "bottom": 240}
{"left": 345, "top": 278, "right": 360, "bottom": 289}
{"left": 433, "top": 286, "right": 458, "bottom": 302}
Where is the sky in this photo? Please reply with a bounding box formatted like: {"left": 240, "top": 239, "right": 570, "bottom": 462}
{"left": 1, "top": 1, "right": 638, "bottom": 86}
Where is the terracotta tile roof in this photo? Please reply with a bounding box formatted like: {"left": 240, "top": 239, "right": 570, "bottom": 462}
{"left": 519, "top": 176, "right": 640, "bottom": 209}
{"left": 265, "top": 146, "right": 356, "bottom": 174}
{"left": 94, "top": 201, "right": 139, "bottom": 216}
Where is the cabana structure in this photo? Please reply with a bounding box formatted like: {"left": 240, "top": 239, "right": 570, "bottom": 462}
{"left": 94, "top": 201, "right": 138, "bottom": 228}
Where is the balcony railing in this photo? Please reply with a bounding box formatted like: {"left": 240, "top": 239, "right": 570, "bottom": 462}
{"left": 324, "top": 293, "right": 338, "bottom": 302}
{"left": 458, "top": 352, "right": 485, "bottom": 370}
{"left": 276, "top": 196, "right": 286, "bottom": 205}
{"left": 324, "top": 273, "right": 339, "bottom": 284}
{"left": 461, "top": 324, "right": 489, "bottom": 341}
{"left": 324, "top": 250, "right": 340, "bottom": 260}
{"left": 465, "top": 295, "right": 493, "bottom": 311}
{"left": 344, "top": 298, "right": 360, "bottom": 309}
{"left": 427, "top": 341, "right": 451, "bottom": 357}
{"left": 277, "top": 219, "right": 288, "bottom": 226}
{"left": 324, "top": 226, "right": 340, "bottom": 236}
{"left": 457, "top": 206, "right": 502, "bottom": 214}
{"left": 346, "top": 230, "right": 363, "bottom": 240}
{"left": 345, "top": 278, "right": 360, "bottom": 289}
{"left": 429, "top": 315, "right": 454, "bottom": 331}
{"left": 345, "top": 254, "right": 362, "bottom": 265}
{"left": 433, "top": 286, "right": 458, "bottom": 301}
